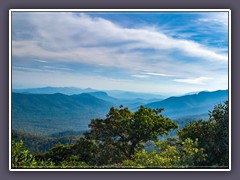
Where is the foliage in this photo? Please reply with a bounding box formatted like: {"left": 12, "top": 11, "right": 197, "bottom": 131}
{"left": 12, "top": 139, "right": 37, "bottom": 168}
{"left": 43, "top": 144, "right": 73, "bottom": 165}
{"left": 12, "top": 139, "right": 55, "bottom": 168}
{"left": 59, "top": 156, "right": 90, "bottom": 168}
{"left": 178, "top": 101, "right": 229, "bottom": 167}
{"left": 85, "top": 106, "right": 178, "bottom": 164}
{"left": 122, "top": 138, "right": 205, "bottom": 168}
{"left": 176, "top": 138, "right": 206, "bottom": 167}
{"left": 68, "top": 137, "right": 99, "bottom": 165}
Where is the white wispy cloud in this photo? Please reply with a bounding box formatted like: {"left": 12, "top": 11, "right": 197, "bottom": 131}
{"left": 131, "top": 74, "right": 150, "bottom": 78}
{"left": 13, "top": 66, "right": 57, "bottom": 73}
{"left": 142, "top": 72, "right": 175, "bottom": 77}
{"left": 43, "top": 65, "right": 72, "bottom": 71}
{"left": 13, "top": 65, "right": 72, "bottom": 73}
{"left": 173, "top": 76, "right": 212, "bottom": 85}
{"left": 12, "top": 12, "right": 228, "bottom": 67}
{"left": 34, "top": 59, "right": 48, "bottom": 63}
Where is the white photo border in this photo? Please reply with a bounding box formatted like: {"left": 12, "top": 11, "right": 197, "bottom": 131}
{"left": 9, "top": 9, "right": 231, "bottom": 171}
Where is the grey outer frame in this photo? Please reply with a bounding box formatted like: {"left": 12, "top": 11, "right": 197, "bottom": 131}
{"left": 1, "top": 0, "right": 240, "bottom": 179}
{"left": 8, "top": 9, "right": 231, "bottom": 171}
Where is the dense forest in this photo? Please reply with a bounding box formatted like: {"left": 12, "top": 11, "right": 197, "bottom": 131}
{"left": 12, "top": 101, "right": 229, "bottom": 169}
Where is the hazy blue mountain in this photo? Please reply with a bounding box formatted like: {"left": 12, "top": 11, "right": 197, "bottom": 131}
{"left": 12, "top": 92, "right": 114, "bottom": 135}
{"left": 12, "top": 87, "right": 97, "bottom": 95}
{"left": 183, "top": 90, "right": 203, "bottom": 96}
{"left": 144, "top": 90, "right": 228, "bottom": 119}
{"left": 12, "top": 86, "right": 165, "bottom": 111}
{"left": 106, "top": 90, "right": 165, "bottom": 100}
{"left": 13, "top": 87, "right": 165, "bottom": 100}
{"left": 86, "top": 91, "right": 163, "bottom": 109}
{"left": 87, "top": 91, "right": 119, "bottom": 103}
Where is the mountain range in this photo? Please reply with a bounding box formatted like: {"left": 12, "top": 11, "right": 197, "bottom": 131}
{"left": 11, "top": 87, "right": 228, "bottom": 136}
{"left": 13, "top": 87, "right": 165, "bottom": 100}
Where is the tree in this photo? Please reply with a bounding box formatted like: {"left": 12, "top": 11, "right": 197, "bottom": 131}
{"left": 12, "top": 139, "right": 54, "bottom": 168}
{"left": 70, "top": 137, "right": 99, "bottom": 165}
{"left": 12, "top": 139, "right": 37, "bottom": 168}
{"left": 43, "top": 144, "right": 73, "bottom": 165}
{"left": 177, "top": 101, "right": 229, "bottom": 167}
{"left": 208, "top": 100, "right": 229, "bottom": 166}
{"left": 59, "top": 155, "right": 89, "bottom": 168}
{"left": 122, "top": 138, "right": 205, "bottom": 168}
{"left": 85, "top": 106, "right": 178, "bottom": 164}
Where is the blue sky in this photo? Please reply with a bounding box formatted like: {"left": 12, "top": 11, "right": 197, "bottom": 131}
{"left": 12, "top": 11, "right": 229, "bottom": 96}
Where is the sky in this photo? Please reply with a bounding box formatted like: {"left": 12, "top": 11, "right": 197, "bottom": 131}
{"left": 11, "top": 11, "right": 229, "bottom": 96}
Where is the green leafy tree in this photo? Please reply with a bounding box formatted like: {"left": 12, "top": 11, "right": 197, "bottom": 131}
{"left": 122, "top": 138, "right": 205, "bottom": 168}
{"left": 43, "top": 144, "right": 73, "bottom": 165}
{"left": 177, "top": 101, "right": 229, "bottom": 167}
{"left": 209, "top": 100, "right": 229, "bottom": 166}
{"left": 176, "top": 138, "right": 206, "bottom": 168}
{"left": 85, "top": 106, "right": 178, "bottom": 164}
{"left": 12, "top": 139, "right": 54, "bottom": 168}
{"left": 59, "top": 155, "right": 90, "bottom": 168}
{"left": 70, "top": 137, "right": 99, "bottom": 165}
{"left": 37, "top": 137, "right": 98, "bottom": 167}
{"left": 12, "top": 139, "right": 37, "bottom": 168}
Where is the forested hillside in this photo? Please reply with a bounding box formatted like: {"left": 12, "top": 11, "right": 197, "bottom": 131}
{"left": 12, "top": 92, "right": 113, "bottom": 135}
{"left": 12, "top": 129, "right": 83, "bottom": 153}
{"left": 145, "top": 90, "right": 228, "bottom": 118}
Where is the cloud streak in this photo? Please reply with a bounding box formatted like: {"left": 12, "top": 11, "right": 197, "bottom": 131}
{"left": 34, "top": 59, "right": 48, "bottom": 63}
{"left": 131, "top": 74, "right": 150, "bottom": 78}
{"left": 173, "top": 76, "right": 212, "bottom": 85}
{"left": 143, "top": 72, "right": 175, "bottom": 77}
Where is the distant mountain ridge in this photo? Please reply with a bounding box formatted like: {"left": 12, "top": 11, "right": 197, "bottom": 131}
{"left": 87, "top": 91, "right": 119, "bottom": 103}
{"left": 144, "top": 90, "right": 228, "bottom": 118}
{"left": 13, "top": 87, "right": 96, "bottom": 95}
{"left": 12, "top": 86, "right": 165, "bottom": 100}
{"left": 86, "top": 91, "right": 163, "bottom": 109}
